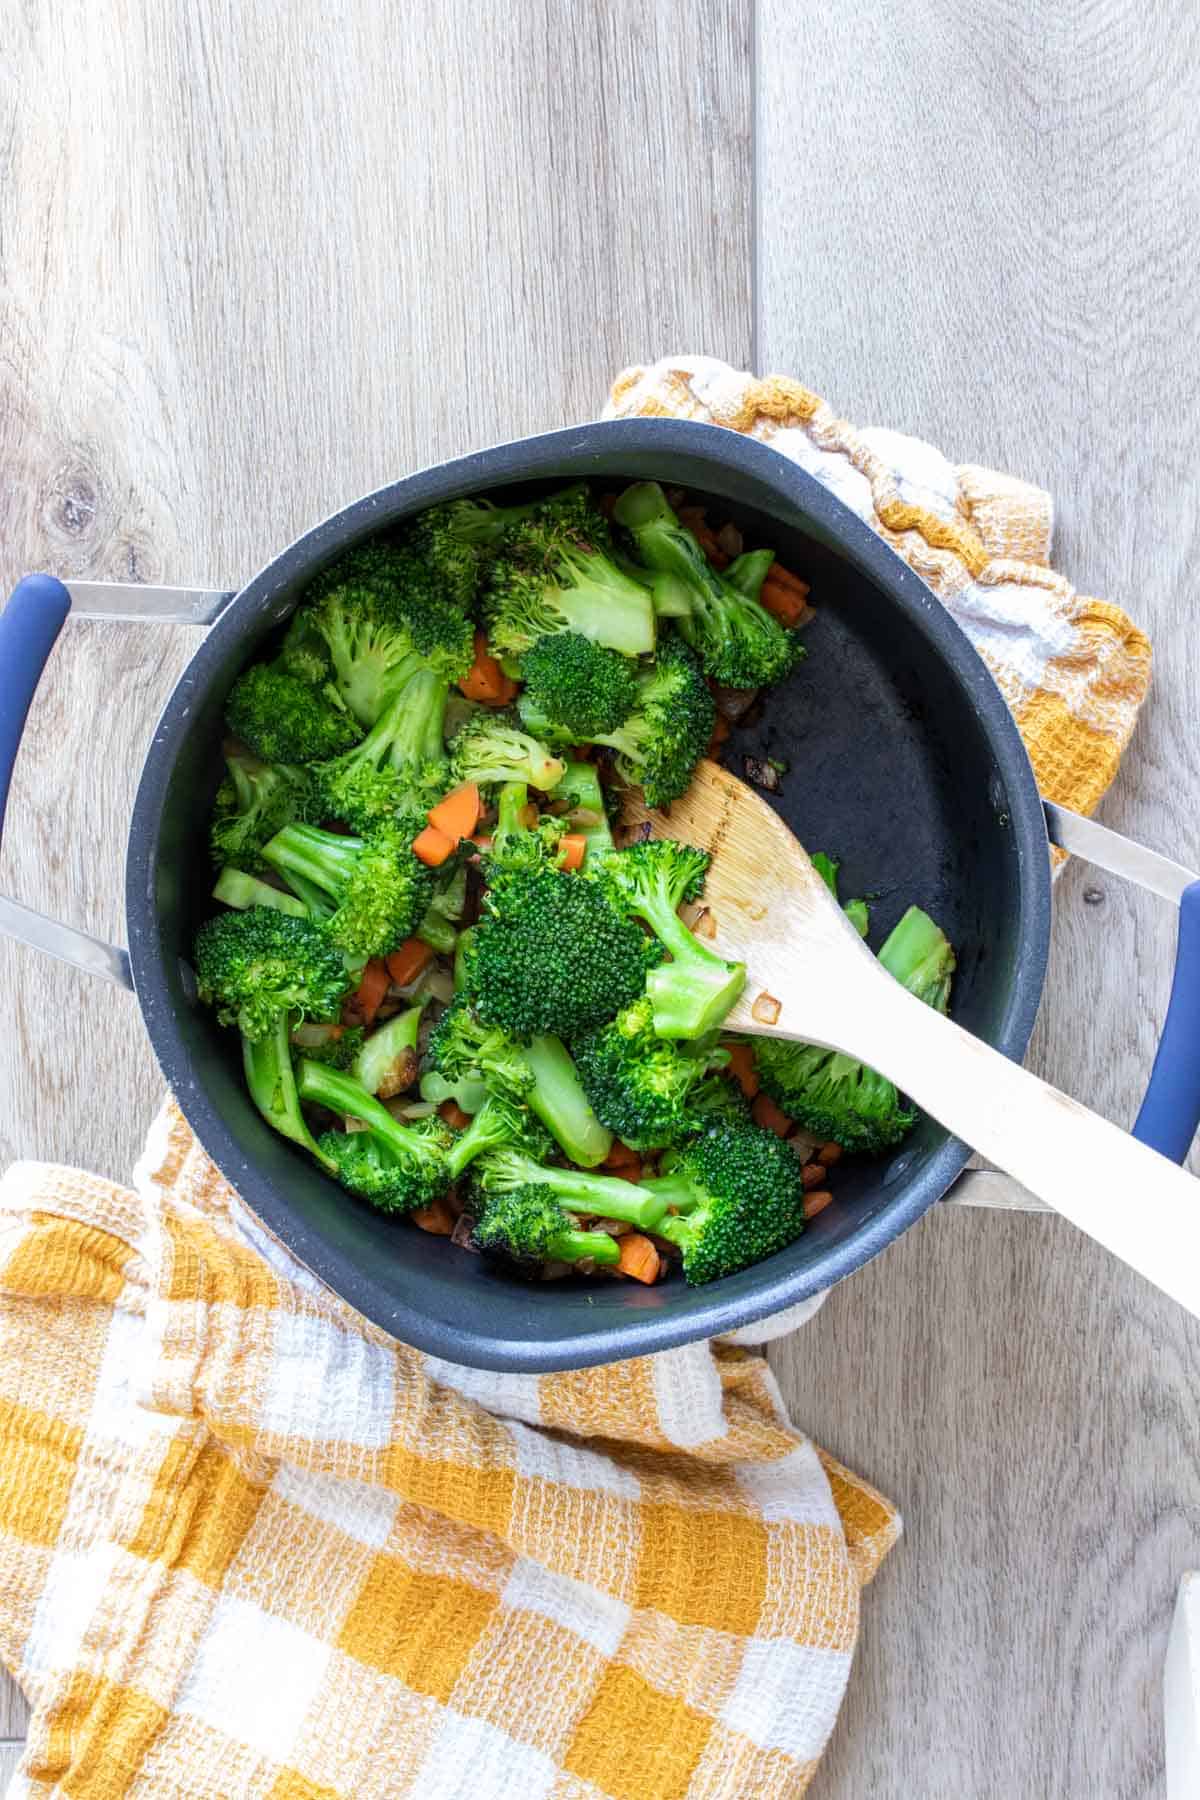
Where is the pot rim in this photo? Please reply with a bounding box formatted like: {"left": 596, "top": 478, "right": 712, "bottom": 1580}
{"left": 125, "top": 418, "right": 1051, "bottom": 1368}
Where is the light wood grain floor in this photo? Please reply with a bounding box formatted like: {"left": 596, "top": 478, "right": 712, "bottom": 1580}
{"left": 1, "top": 1, "right": 1197, "bottom": 1792}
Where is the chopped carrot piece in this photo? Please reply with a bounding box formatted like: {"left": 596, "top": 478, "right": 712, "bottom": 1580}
{"left": 752, "top": 1092, "right": 794, "bottom": 1137}
{"left": 385, "top": 938, "right": 434, "bottom": 988}
{"left": 722, "top": 1042, "right": 760, "bottom": 1099}
{"left": 459, "top": 630, "right": 518, "bottom": 704}
{"left": 427, "top": 781, "right": 481, "bottom": 842}
{"left": 767, "top": 561, "right": 810, "bottom": 596}
{"left": 345, "top": 958, "right": 389, "bottom": 1028}
{"left": 411, "top": 1198, "right": 455, "bottom": 1235}
{"left": 818, "top": 1141, "right": 843, "bottom": 1166}
{"left": 602, "top": 1140, "right": 641, "bottom": 1172}
{"left": 708, "top": 715, "right": 731, "bottom": 748}
{"left": 558, "top": 834, "right": 587, "bottom": 872}
{"left": 412, "top": 824, "right": 456, "bottom": 867}
{"left": 804, "top": 1189, "right": 834, "bottom": 1219}
{"left": 617, "top": 1233, "right": 661, "bottom": 1283}
{"left": 760, "top": 580, "right": 809, "bottom": 627}
{"left": 438, "top": 1099, "right": 472, "bottom": 1132}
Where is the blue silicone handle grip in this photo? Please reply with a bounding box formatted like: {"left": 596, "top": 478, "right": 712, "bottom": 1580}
{"left": 1133, "top": 879, "right": 1200, "bottom": 1163}
{"left": 0, "top": 576, "right": 72, "bottom": 845}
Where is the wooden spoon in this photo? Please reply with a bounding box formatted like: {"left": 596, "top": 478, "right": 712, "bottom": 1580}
{"left": 622, "top": 759, "right": 1200, "bottom": 1317}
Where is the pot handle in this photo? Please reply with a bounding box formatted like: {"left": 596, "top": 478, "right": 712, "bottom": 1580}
{"left": 0, "top": 574, "right": 232, "bottom": 988}
{"left": 1133, "top": 881, "right": 1200, "bottom": 1163}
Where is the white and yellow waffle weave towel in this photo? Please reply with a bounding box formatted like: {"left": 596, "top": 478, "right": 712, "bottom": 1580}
{"left": 608, "top": 358, "right": 1150, "bottom": 815}
{"left": 0, "top": 363, "right": 1150, "bottom": 1798}
{"left": 0, "top": 1104, "right": 896, "bottom": 1797}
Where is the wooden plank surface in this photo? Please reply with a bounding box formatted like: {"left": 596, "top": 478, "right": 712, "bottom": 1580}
{"left": 0, "top": 0, "right": 751, "bottom": 1758}
{"left": 760, "top": 1, "right": 1200, "bottom": 1793}
{"left": 3, "top": 0, "right": 1196, "bottom": 1791}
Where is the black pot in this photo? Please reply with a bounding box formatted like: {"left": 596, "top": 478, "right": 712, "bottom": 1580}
{"left": 0, "top": 419, "right": 1061, "bottom": 1367}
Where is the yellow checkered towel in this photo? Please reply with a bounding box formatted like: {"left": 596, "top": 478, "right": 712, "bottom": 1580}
{"left": 607, "top": 358, "right": 1151, "bottom": 817}
{"left": 0, "top": 368, "right": 1152, "bottom": 1798}
{"left": 0, "top": 1103, "right": 897, "bottom": 1798}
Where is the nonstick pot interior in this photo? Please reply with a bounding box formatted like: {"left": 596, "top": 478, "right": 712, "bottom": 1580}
{"left": 127, "top": 420, "right": 1049, "bottom": 1370}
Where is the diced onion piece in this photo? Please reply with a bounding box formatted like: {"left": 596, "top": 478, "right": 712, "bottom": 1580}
{"left": 291, "top": 1021, "right": 340, "bottom": 1049}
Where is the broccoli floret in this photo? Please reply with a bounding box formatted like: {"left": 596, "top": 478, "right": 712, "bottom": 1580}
{"left": 224, "top": 663, "right": 359, "bottom": 765}
{"left": 299, "top": 560, "right": 472, "bottom": 729}
{"left": 687, "top": 1068, "right": 753, "bottom": 1128}
{"left": 399, "top": 485, "right": 600, "bottom": 614}
{"left": 480, "top": 782, "right": 568, "bottom": 898}
{"left": 532, "top": 631, "right": 714, "bottom": 809}
{"left": 427, "top": 995, "right": 536, "bottom": 1099}
{"left": 753, "top": 905, "right": 955, "bottom": 1153}
{"left": 243, "top": 1013, "right": 337, "bottom": 1169}
{"left": 315, "top": 668, "right": 451, "bottom": 830}
{"left": 519, "top": 633, "right": 637, "bottom": 738}
{"left": 194, "top": 907, "right": 350, "bottom": 1041}
{"left": 468, "top": 864, "right": 654, "bottom": 1039}
{"left": 210, "top": 745, "right": 313, "bottom": 872}
{"left": 573, "top": 995, "right": 719, "bottom": 1150}
{"left": 427, "top": 996, "right": 612, "bottom": 1166}
{"left": 473, "top": 1186, "right": 621, "bottom": 1273}
{"left": 486, "top": 513, "right": 656, "bottom": 660}
{"left": 614, "top": 483, "right": 804, "bottom": 688}
{"left": 298, "top": 1060, "right": 451, "bottom": 1214}
{"left": 261, "top": 822, "right": 433, "bottom": 960}
{"left": 641, "top": 1124, "right": 807, "bottom": 1284}
{"left": 445, "top": 1091, "right": 552, "bottom": 1181}
{"left": 592, "top": 840, "right": 745, "bottom": 1040}
{"left": 447, "top": 708, "right": 566, "bottom": 793}
{"left": 471, "top": 1144, "right": 668, "bottom": 1231}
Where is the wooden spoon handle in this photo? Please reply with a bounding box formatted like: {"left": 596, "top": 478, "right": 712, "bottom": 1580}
{"left": 834, "top": 970, "right": 1200, "bottom": 1318}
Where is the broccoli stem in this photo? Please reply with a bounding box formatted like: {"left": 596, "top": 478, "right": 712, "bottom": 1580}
{"left": 353, "top": 1004, "right": 424, "bottom": 1097}
{"left": 551, "top": 549, "right": 657, "bottom": 657}
{"left": 420, "top": 1068, "right": 488, "bottom": 1114}
{"left": 643, "top": 905, "right": 746, "bottom": 1040}
{"left": 262, "top": 823, "right": 361, "bottom": 897}
{"left": 613, "top": 483, "right": 715, "bottom": 594}
{"left": 487, "top": 1151, "right": 668, "bottom": 1228}
{"left": 416, "top": 908, "right": 458, "bottom": 954}
{"left": 638, "top": 1171, "right": 700, "bottom": 1213}
{"left": 811, "top": 852, "right": 840, "bottom": 897}
{"left": 724, "top": 549, "right": 775, "bottom": 600}
{"left": 495, "top": 780, "right": 531, "bottom": 847}
{"left": 878, "top": 906, "right": 955, "bottom": 1011}
{"left": 296, "top": 1059, "right": 430, "bottom": 1160}
{"left": 649, "top": 572, "right": 693, "bottom": 618}
{"left": 522, "top": 1033, "right": 613, "bottom": 1167}
{"left": 213, "top": 868, "right": 308, "bottom": 918}
{"left": 844, "top": 899, "right": 870, "bottom": 939}
{"left": 244, "top": 1016, "right": 335, "bottom": 1170}
{"left": 546, "top": 1228, "right": 621, "bottom": 1266}
{"left": 392, "top": 667, "right": 450, "bottom": 764}
{"left": 444, "top": 1096, "right": 517, "bottom": 1180}
{"left": 559, "top": 761, "right": 614, "bottom": 862}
